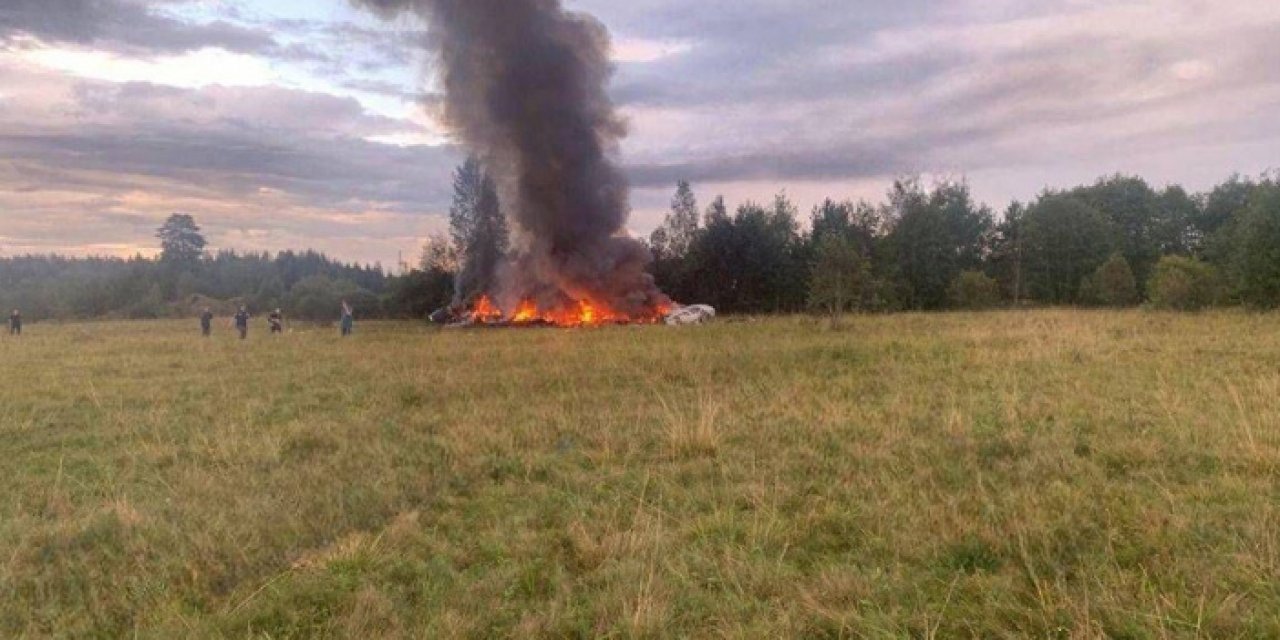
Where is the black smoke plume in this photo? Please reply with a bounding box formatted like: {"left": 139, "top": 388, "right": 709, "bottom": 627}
{"left": 354, "top": 0, "right": 670, "bottom": 316}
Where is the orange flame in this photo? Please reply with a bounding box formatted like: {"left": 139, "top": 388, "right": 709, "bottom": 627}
{"left": 512, "top": 300, "right": 539, "bottom": 323}
{"left": 471, "top": 296, "right": 504, "bottom": 322}
{"left": 465, "top": 296, "right": 667, "bottom": 327}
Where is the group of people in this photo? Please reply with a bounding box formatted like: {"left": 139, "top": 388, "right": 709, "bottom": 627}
{"left": 4, "top": 303, "right": 355, "bottom": 339}
{"left": 200, "top": 301, "right": 356, "bottom": 339}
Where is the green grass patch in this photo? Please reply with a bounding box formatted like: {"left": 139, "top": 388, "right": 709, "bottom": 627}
{"left": 1, "top": 311, "right": 1279, "bottom": 637}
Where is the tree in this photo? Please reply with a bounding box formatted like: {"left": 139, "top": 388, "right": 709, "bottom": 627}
{"left": 252, "top": 274, "right": 285, "bottom": 311}
{"left": 448, "top": 157, "right": 509, "bottom": 303}
{"left": 1232, "top": 181, "right": 1280, "bottom": 308}
{"left": 126, "top": 283, "right": 167, "bottom": 319}
{"left": 156, "top": 214, "right": 207, "bottom": 265}
{"left": 448, "top": 157, "right": 485, "bottom": 258}
{"left": 988, "top": 202, "right": 1027, "bottom": 304}
{"left": 811, "top": 199, "right": 853, "bottom": 244}
{"left": 1156, "top": 185, "right": 1198, "bottom": 256}
{"left": 808, "top": 234, "right": 869, "bottom": 325}
{"left": 648, "top": 226, "right": 672, "bottom": 261}
{"left": 1149, "top": 256, "right": 1223, "bottom": 311}
{"left": 1022, "top": 195, "right": 1114, "bottom": 304}
{"left": 1083, "top": 254, "right": 1139, "bottom": 307}
{"left": 1195, "top": 175, "right": 1254, "bottom": 257}
{"left": 1072, "top": 175, "right": 1165, "bottom": 291}
{"left": 704, "top": 195, "right": 729, "bottom": 226}
{"left": 649, "top": 182, "right": 704, "bottom": 300}
{"left": 769, "top": 192, "right": 810, "bottom": 310}
{"left": 683, "top": 197, "right": 805, "bottom": 313}
{"left": 386, "top": 268, "right": 454, "bottom": 318}
{"left": 650, "top": 181, "right": 699, "bottom": 258}
{"left": 949, "top": 271, "right": 1000, "bottom": 309}
{"left": 420, "top": 232, "right": 459, "bottom": 274}
{"left": 811, "top": 199, "right": 881, "bottom": 258}
{"left": 287, "top": 275, "right": 361, "bottom": 320}
{"left": 0, "top": 250, "right": 394, "bottom": 321}
{"left": 882, "top": 178, "right": 993, "bottom": 310}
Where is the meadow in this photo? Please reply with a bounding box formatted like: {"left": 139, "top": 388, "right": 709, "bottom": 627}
{"left": 1, "top": 311, "right": 1278, "bottom": 638}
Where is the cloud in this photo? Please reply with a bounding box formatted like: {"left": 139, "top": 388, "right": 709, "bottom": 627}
{"left": 3, "top": 0, "right": 1280, "bottom": 263}
{"left": 0, "top": 58, "right": 460, "bottom": 262}
{"left": 589, "top": 0, "right": 1280, "bottom": 191}
{"left": 0, "top": 0, "right": 277, "bottom": 56}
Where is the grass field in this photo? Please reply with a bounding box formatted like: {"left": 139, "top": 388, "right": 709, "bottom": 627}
{"left": 1, "top": 311, "right": 1278, "bottom": 638}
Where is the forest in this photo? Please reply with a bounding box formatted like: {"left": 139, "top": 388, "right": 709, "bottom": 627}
{"left": 643, "top": 172, "right": 1280, "bottom": 316}
{"left": 2, "top": 165, "right": 1278, "bottom": 322}
{"left": 0, "top": 245, "right": 412, "bottom": 322}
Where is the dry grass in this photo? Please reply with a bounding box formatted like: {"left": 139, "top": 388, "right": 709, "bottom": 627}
{"left": 0, "top": 311, "right": 1278, "bottom": 638}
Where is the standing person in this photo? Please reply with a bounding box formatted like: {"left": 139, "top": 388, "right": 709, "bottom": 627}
{"left": 268, "top": 308, "right": 284, "bottom": 335}
{"left": 200, "top": 307, "right": 214, "bottom": 337}
{"left": 340, "top": 300, "right": 354, "bottom": 337}
{"left": 233, "top": 306, "right": 250, "bottom": 340}
{"left": 8, "top": 309, "right": 20, "bottom": 336}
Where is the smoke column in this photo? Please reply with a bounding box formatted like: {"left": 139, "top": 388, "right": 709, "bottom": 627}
{"left": 355, "top": 0, "right": 670, "bottom": 315}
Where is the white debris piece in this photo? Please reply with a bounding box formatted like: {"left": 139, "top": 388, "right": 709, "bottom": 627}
{"left": 664, "top": 304, "right": 716, "bottom": 326}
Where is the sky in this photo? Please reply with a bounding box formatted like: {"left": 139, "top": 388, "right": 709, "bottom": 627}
{"left": 1, "top": 0, "right": 1277, "bottom": 267}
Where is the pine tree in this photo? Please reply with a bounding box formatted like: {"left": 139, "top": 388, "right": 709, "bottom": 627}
{"left": 448, "top": 157, "right": 509, "bottom": 303}
{"left": 156, "top": 214, "right": 207, "bottom": 266}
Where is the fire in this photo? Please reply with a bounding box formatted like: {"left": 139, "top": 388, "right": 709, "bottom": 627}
{"left": 512, "top": 299, "right": 539, "bottom": 323}
{"left": 463, "top": 296, "right": 667, "bottom": 327}
{"left": 470, "top": 295, "right": 504, "bottom": 323}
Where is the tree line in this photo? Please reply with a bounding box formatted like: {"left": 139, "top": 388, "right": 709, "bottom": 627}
{"left": 645, "top": 172, "right": 1280, "bottom": 317}
{"left": 0, "top": 214, "right": 413, "bottom": 321}
{"left": 3, "top": 168, "right": 1278, "bottom": 322}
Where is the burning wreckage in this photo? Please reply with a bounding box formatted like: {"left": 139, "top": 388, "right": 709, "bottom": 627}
{"left": 430, "top": 299, "right": 715, "bottom": 328}
{"left": 356, "top": 0, "right": 714, "bottom": 330}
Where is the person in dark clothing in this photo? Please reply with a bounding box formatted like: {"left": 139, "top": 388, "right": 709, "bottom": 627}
{"left": 233, "top": 306, "right": 250, "bottom": 340}
{"left": 8, "top": 309, "right": 20, "bottom": 336}
{"left": 268, "top": 309, "right": 284, "bottom": 334}
{"left": 200, "top": 308, "right": 214, "bottom": 337}
{"left": 340, "top": 301, "right": 354, "bottom": 337}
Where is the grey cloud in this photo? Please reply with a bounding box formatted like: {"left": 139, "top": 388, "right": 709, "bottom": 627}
{"left": 0, "top": 0, "right": 277, "bottom": 55}
{"left": 3, "top": 0, "right": 1279, "bottom": 260}
{"left": 626, "top": 124, "right": 1002, "bottom": 188}
{"left": 0, "top": 126, "right": 459, "bottom": 214}
{"left": 588, "top": 0, "right": 1280, "bottom": 187}
{"left": 0, "top": 73, "right": 462, "bottom": 214}
{"left": 546, "top": 1, "right": 945, "bottom": 110}
{"left": 257, "top": 18, "right": 431, "bottom": 94}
